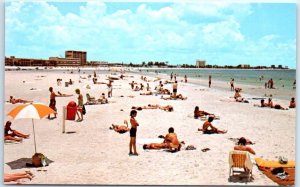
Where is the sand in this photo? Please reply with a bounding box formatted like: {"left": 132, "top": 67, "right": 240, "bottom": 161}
{"left": 3, "top": 68, "right": 296, "bottom": 185}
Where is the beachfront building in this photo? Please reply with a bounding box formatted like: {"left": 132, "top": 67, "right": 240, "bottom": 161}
{"left": 49, "top": 57, "right": 80, "bottom": 66}
{"left": 196, "top": 60, "right": 206, "bottom": 68}
{"left": 5, "top": 56, "right": 57, "bottom": 66}
{"left": 238, "top": 64, "right": 250, "bottom": 69}
{"left": 65, "top": 50, "right": 87, "bottom": 66}
{"left": 89, "top": 61, "right": 109, "bottom": 67}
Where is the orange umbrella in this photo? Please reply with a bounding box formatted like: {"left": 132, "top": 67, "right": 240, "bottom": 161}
{"left": 7, "top": 103, "right": 56, "bottom": 153}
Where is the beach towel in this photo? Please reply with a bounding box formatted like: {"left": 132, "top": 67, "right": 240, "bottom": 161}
{"left": 257, "top": 167, "right": 295, "bottom": 186}
{"left": 136, "top": 138, "right": 163, "bottom": 145}
{"left": 255, "top": 158, "right": 295, "bottom": 168}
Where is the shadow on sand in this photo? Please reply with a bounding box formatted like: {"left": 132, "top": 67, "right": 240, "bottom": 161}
{"left": 6, "top": 157, "right": 54, "bottom": 170}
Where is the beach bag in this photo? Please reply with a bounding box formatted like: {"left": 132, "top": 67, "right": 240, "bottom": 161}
{"left": 271, "top": 167, "right": 284, "bottom": 175}
{"left": 279, "top": 156, "right": 288, "bottom": 164}
{"left": 32, "top": 153, "right": 47, "bottom": 167}
{"left": 82, "top": 105, "right": 86, "bottom": 115}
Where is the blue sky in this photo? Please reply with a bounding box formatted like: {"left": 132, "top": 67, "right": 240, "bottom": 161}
{"left": 5, "top": 2, "right": 296, "bottom": 68}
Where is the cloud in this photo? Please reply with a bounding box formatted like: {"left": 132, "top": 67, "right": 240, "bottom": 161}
{"left": 4, "top": 2, "right": 295, "bottom": 68}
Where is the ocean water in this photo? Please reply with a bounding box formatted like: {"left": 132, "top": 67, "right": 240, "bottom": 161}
{"left": 138, "top": 68, "right": 296, "bottom": 101}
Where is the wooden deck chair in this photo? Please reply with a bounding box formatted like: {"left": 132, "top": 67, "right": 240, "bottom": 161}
{"left": 229, "top": 150, "right": 253, "bottom": 180}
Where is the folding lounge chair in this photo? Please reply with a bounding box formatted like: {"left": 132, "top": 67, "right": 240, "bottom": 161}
{"left": 229, "top": 150, "right": 253, "bottom": 181}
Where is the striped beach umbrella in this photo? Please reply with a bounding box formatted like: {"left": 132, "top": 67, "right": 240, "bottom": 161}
{"left": 7, "top": 103, "right": 56, "bottom": 153}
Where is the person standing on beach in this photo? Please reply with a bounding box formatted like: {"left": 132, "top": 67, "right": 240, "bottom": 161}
{"left": 184, "top": 75, "right": 187, "bottom": 83}
{"left": 75, "top": 88, "right": 84, "bottom": 122}
{"left": 170, "top": 72, "right": 173, "bottom": 81}
{"left": 230, "top": 79, "right": 234, "bottom": 91}
{"left": 173, "top": 81, "right": 178, "bottom": 97}
{"left": 209, "top": 75, "right": 212, "bottom": 88}
{"left": 130, "top": 81, "right": 134, "bottom": 90}
{"left": 107, "top": 81, "right": 113, "bottom": 98}
{"left": 48, "top": 87, "right": 58, "bottom": 119}
{"left": 146, "top": 83, "right": 150, "bottom": 91}
{"left": 129, "top": 110, "right": 139, "bottom": 156}
{"left": 174, "top": 74, "right": 177, "bottom": 81}
{"left": 270, "top": 78, "right": 274, "bottom": 89}
{"left": 293, "top": 80, "right": 296, "bottom": 89}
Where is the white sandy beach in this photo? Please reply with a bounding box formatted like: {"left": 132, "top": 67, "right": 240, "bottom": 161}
{"left": 3, "top": 68, "right": 296, "bottom": 185}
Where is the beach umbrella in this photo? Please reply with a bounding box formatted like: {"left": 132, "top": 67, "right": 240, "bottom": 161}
{"left": 7, "top": 103, "right": 56, "bottom": 153}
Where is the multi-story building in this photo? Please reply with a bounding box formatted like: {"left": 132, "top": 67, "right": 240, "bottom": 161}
{"left": 65, "top": 50, "right": 87, "bottom": 65}
{"left": 196, "top": 60, "right": 206, "bottom": 68}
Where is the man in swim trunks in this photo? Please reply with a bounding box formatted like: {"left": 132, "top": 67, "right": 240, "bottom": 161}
{"left": 172, "top": 81, "right": 178, "bottom": 97}
{"left": 48, "top": 87, "right": 58, "bottom": 119}
{"left": 200, "top": 116, "right": 227, "bottom": 134}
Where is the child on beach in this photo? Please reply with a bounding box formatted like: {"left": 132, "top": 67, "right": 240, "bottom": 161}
{"left": 75, "top": 88, "right": 84, "bottom": 122}
{"left": 129, "top": 110, "right": 139, "bottom": 156}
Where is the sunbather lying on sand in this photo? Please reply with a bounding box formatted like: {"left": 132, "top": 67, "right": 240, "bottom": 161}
{"left": 109, "top": 121, "right": 129, "bottom": 134}
{"left": 140, "top": 91, "right": 153, "bottom": 95}
{"left": 198, "top": 116, "right": 227, "bottom": 134}
{"left": 254, "top": 99, "right": 269, "bottom": 107}
{"left": 57, "top": 91, "right": 73, "bottom": 97}
{"left": 132, "top": 104, "right": 174, "bottom": 112}
{"left": 161, "top": 94, "right": 187, "bottom": 100}
{"left": 4, "top": 171, "right": 34, "bottom": 182}
{"left": 4, "top": 121, "right": 29, "bottom": 142}
{"left": 9, "top": 96, "right": 32, "bottom": 104}
{"left": 194, "top": 106, "right": 213, "bottom": 118}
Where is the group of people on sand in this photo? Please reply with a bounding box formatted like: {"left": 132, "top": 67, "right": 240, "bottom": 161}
{"left": 254, "top": 98, "right": 290, "bottom": 110}
{"left": 110, "top": 110, "right": 184, "bottom": 156}
{"left": 131, "top": 104, "right": 174, "bottom": 112}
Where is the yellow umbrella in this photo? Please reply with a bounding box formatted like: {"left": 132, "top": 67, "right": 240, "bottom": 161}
{"left": 7, "top": 103, "right": 56, "bottom": 153}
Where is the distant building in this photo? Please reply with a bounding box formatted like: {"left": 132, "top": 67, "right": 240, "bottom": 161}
{"left": 5, "top": 50, "right": 87, "bottom": 66}
{"left": 49, "top": 57, "right": 80, "bottom": 66}
{"left": 65, "top": 50, "right": 87, "bottom": 65}
{"left": 196, "top": 60, "right": 206, "bottom": 68}
{"left": 239, "top": 64, "right": 250, "bottom": 68}
{"left": 5, "top": 56, "right": 55, "bottom": 66}
{"left": 89, "top": 61, "right": 109, "bottom": 67}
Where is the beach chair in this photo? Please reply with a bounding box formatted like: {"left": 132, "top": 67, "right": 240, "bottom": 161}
{"left": 229, "top": 150, "right": 253, "bottom": 180}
